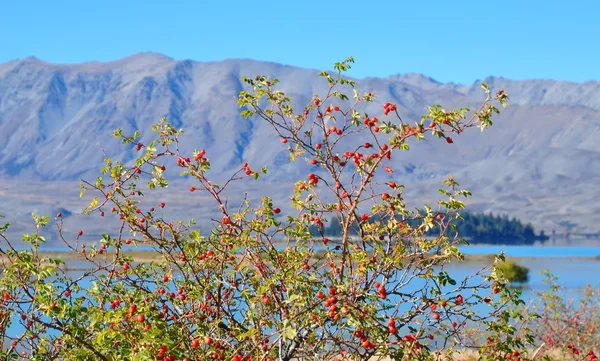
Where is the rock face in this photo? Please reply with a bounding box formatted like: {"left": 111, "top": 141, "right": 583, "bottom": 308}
{"left": 1, "top": 53, "right": 600, "bottom": 238}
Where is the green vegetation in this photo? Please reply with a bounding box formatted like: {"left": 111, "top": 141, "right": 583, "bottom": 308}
{"left": 448, "top": 212, "right": 548, "bottom": 244}
{"left": 494, "top": 260, "right": 530, "bottom": 284}
{"left": 311, "top": 211, "right": 548, "bottom": 245}
{"left": 3, "top": 58, "right": 598, "bottom": 360}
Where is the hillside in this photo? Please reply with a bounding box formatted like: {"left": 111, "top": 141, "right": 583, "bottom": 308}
{"left": 1, "top": 53, "right": 599, "bottom": 243}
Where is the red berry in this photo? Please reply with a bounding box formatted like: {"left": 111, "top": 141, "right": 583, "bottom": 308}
{"left": 77, "top": 230, "right": 83, "bottom": 236}
{"left": 189, "top": 186, "right": 196, "bottom": 192}
{"left": 191, "top": 339, "right": 200, "bottom": 348}
{"left": 273, "top": 208, "right": 281, "bottom": 214}
{"left": 137, "top": 314, "right": 145, "bottom": 323}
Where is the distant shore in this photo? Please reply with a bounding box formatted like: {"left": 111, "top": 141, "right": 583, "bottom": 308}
{"left": 1, "top": 250, "right": 598, "bottom": 272}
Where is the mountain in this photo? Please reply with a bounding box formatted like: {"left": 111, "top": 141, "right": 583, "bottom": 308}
{"left": 1, "top": 53, "right": 599, "bottom": 242}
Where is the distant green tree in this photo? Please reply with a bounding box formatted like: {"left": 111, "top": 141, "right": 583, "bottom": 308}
{"left": 312, "top": 211, "right": 548, "bottom": 245}
{"left": 495, "top": 260, "right": 530, "bottom": 284}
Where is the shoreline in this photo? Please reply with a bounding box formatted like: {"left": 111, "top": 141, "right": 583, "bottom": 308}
{"left": 2, "top": 250, "right": 598, "bottom": 264}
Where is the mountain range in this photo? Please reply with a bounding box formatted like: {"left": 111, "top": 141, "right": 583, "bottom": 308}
{"left": 1, "top": 53, "right": 599, "bottom": 244}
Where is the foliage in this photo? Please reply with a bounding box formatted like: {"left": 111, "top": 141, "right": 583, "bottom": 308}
{"left": 0, "top": 59, "right": 538, "bottom": 360}
{"left": 448, "top": 213, "right": 547, "bottom": 244}
{"left": 494, "top": 260, "right": 529, "bottom": 284}
{"left": 528, "top": 271, "right": 599, "bottom": 360}
{"left": 311, "top": 212, "right": 548, "bottom": 245}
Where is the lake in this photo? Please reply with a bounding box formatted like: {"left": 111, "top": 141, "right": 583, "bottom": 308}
{"left": 3, "top": 245, "right": 599, "bottom": 347}
{"left": 458, "top": 245, "right": 600, "bottom": 290}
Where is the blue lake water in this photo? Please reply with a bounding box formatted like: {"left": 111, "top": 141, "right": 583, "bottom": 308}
{"left": 458, "top": 245, "right": 600, "bottom": 297}
{"left": 459, "top": 244, "right": 600, "bottom": 258}
{"left": 4, "top": 245, "right": 600, "bottom": 346}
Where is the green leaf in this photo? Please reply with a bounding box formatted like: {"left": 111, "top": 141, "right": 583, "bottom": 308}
{"left": 284, "top": 326, "right": 297, "bottom": 340}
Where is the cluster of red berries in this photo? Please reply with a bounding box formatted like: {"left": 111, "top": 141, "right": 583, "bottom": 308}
{"left": 324, "top": 105, "right": 341, "bottom": 113}
{"left": 315, "top": 287, "right": 340, "bottom": 319}
{"left": 135, "top": 142, "right": 143, "bottom": 151}
{"left": 388, "top": 317, "right": 397, "bottom": 334}
{"left": 242, "top": 162, "right": 252, "bottom": 175}
{"left": 374, "top": 282, "right": 387, "bottom": 299}
{"left": 109, "top": 298, "right": 121, "bottom": 310}
{"left": 568, "top": 343, "right": 580, "bottom": 355}
{"left": 381, "top": 143, "right": 391, "bottom": 160}
{"left": 156, "top": 345, "right": 175, "bottom": 361}
{"left": 308, "top": 173, "right": 319, "bottom": 186}
{"left": 383, "top": 102, "right": 397, "bottom": 115}
{"left": 197, "top": 249, "right": 215, "bottom": 261}
{"left": 194, "top": 149, "right": 206, "bottom": 162}
{"left": 176, "top": 157, "right": 190, "bottom": 166}
{"left": 503, "top": 350, "right": 521, "bottom": 360}
{"left": 325, "top": 125, "right": 343, "bottom": 137}
{"left": 406, "top": 125, "right": 425, "bottom": 135}
{"left": 307, "top": 216, "right": 323, "bottom": 228}
{"left": 402, "top": 333, "right": 422, "bottom": 349}
{"left": 363, "top": 116, "right": 380, "bottom": 132}
{"left": 352, "top": 329, "right": 376, "bottom": 350}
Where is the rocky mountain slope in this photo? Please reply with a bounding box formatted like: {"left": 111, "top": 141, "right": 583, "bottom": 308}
{"left": 1, "top": 53, "right": 599, "bottom": 241}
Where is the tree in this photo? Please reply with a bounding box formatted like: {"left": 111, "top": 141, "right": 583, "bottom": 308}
{"left": 0, "top": 58, "right": 536, "bottom": 360}
{"left": 494, "top": 260, "right": 529, "bottom": 285}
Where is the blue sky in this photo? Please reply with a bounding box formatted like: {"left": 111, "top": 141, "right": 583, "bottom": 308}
{"left": 0, "top": 0, "right": 597, "bottom": 84}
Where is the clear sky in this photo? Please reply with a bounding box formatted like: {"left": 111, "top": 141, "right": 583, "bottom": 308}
{"left": 0, "top": 0, "right": 597, "bottom": 84}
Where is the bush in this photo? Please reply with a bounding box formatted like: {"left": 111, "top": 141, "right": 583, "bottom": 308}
{"left": 529, "top": 271, "right": 599, "bottom": 360}
{"left": 0, "top": 58, "right": 537, "bottom": 360}
{"left": 494, "top": 260, "right": 530, "bottom": 285}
